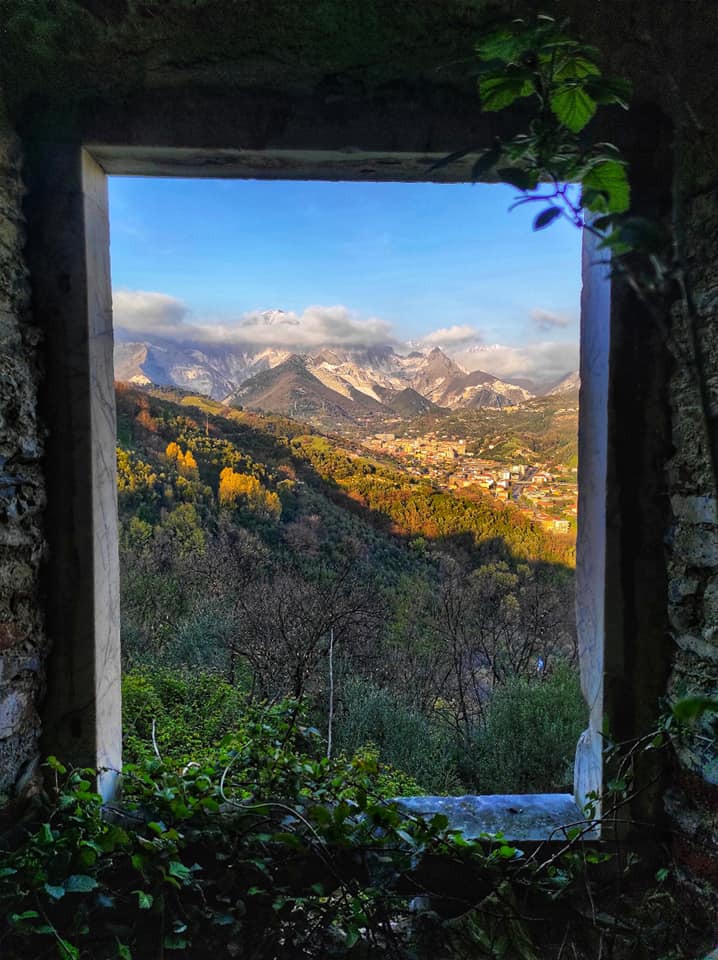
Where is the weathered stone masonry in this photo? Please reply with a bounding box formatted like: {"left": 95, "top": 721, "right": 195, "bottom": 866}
{"left": 665, "top": 184, "right": 718, "bottom": 897}
{"left": 0, "top": 0, "right": 716, "bottom": 927}
{"left": 0, "top": 116, "right": 46, "bottom": 813}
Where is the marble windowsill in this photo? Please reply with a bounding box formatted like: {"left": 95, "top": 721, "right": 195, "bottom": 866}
{"left": 394, "top": 793, "right": 598, "bottom": 842}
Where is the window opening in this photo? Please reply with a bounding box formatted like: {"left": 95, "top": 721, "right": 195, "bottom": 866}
{"left": 109, "top": 176, "right": 586, "bottom": 830}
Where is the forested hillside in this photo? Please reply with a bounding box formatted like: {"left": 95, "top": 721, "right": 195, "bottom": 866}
{"left": 116, "top": 383, "right": 585, "bottom": 795}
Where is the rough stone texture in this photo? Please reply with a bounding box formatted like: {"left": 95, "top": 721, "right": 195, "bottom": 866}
{"left": 666, "top": 185, "right": 718, "bottom": 904}
{"left": 0, "top": 112, "right": 46, "bottom": 813}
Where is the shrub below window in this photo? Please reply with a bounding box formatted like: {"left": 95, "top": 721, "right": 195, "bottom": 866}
{"left": 332, "top": 677, "right": 461, "bottom": 795}
{"left": 122, "top": 669, "right": 246, "bottom": 767}
{"left": 464, "top": 665, "right": 587, "bottom": 793}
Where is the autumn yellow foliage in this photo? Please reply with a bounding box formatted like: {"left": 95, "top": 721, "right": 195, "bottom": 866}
{"left": 165, "top": 442, "right": 198, "bottom": 476}
{"left": 218, "top": 467, "right": 281, "bottom": 519}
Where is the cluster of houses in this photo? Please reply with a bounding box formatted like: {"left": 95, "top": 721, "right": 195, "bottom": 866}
{"left": 367, "top": 432, "right": 467, "bottom": 464}
{"left": 364, "top": 431, "right": 577, "bottom": 535}
{"left": 450, "top": 462, "right": 576, "bottom": 534}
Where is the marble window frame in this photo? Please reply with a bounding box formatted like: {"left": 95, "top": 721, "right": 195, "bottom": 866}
{"left": 30, "top": 144, "right": 610, "bottom": 835}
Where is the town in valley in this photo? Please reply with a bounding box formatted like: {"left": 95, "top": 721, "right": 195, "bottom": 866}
{"left": 360, "top": 418, "right": 577, "bottom": 535}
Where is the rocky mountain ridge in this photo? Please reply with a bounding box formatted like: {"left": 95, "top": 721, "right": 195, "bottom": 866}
{"left": 114, "top": 330, "right": 570, "bottom": 426}
{"left": 545, "top": 371, "right": 580, "bottom": 396}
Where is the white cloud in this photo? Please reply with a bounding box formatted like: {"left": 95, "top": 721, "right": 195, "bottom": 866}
{"left": 452, "top": 341, "right": 579, "bottom": 386}
{"left": 113, "top": 290, "right": 189, "bottom": 334}
{"left": 112, "top": 290, "right": 396, "bottom": 350}
{"left": 238, "top": 305, "right": 395, "bottom": 348}
{"left": 420, "top": 324, "right": 482, "bottom": 346}
{"left": 530, "top": 308, "right": 575, "bottom": 331}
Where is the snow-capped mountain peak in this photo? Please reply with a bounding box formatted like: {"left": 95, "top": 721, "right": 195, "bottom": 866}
{"left": 113, "top": 320, "right": 535, "bottom": 420}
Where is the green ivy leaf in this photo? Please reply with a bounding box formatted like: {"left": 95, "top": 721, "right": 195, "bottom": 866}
{"left": 550, "top": 85, "right": 597, "bottom": 132}
{"left": 58, "top": 940, "right": 80, "bottom": 960}
{"left": 498, "top": 844, "right": 519, "bottom": 859}
{"left": 116, "top": 941, "right": 133, "bottom": 960}
{"left": 167, "top": 861, "right": 192, "bottom": 884}
{"left": 611, "top": 216, "right": 665, "bottom": 253}
{"left": 212, "top": 913, "right": 235, "bottom": 926}
{"left": 46, "top": 756, "right": 67, "bottom": 774}
{"left": 554, "top": 55, "right": 600, "bottom": 81}
{"left": 64, "top": 875, "right": 98, "bottom": 893}
{"left": 11, "top": 911, "right": 40, "bottom": 923}
{"left": 134, "top": 890, "right": 153, "bottom": 910}
{"left": 163, "top": 935, "right": 188, "bottom": 950}
{"left": 480, "top": 73, "right": 534, "bottom": 112}
{"left": 533, "top": 207, "right": 562, "bottom": 230}
{"left": 585, "top": 850, "right": 613, "bottom": 864}
{"left": 585, "top": 76, "right": 632, "bottom": 107}
{"left": 672, "top": 695, "right": 718, "bottom": 722}
{"left": 597, "top": 228, "right": 632, "bottom": 255}
{"left": 310, "top": 804, "right": 332, "bottom": 826}
{"left": 44, "top": 883, "right": 66, "bottom": 900}
{"left": 592, "top": 213, "right": 618, "bottom": 233}
{"left": 78, "top": 846, "right": 98, "bottom": 868}
{"left": 583, "top": 160, "right": 630, "bottom": 213}
{"left": 272, "top": 831, "right": 303, "bottom": 849}
{"left": 497, "top": 167, "right": 538, "bottom": 191}
{"left": 476, "top": 29, "right": 529, "bottom": 63}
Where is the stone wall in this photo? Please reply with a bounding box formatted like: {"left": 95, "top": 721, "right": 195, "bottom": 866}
{"left": 0, "top": 116, "right": 46, "bottom": 815}
{"left": 665, "top": 181, "right": 718, "bottom": 904}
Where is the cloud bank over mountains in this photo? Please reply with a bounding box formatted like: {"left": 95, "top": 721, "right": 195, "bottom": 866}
{"left": 113, "top": 291, "right": 396, "bottom": 350}
{"left": 451, "top": 342, "right": 579, "bottom": 388}
{"left": 113, "top": 289, "right": 577, "bottom": 385}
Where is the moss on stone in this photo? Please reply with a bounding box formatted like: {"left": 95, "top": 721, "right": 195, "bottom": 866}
{"left": 0, "top": 0, "right": 500, "bottom": 116}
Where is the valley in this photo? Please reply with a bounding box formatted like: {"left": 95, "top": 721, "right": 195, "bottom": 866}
{"left": 114, "top": 327, "right": 580, "bottom": 536}
{"left": 113, "top": 325, "right": 580, "bottom": 796}
{"left": 115, "top": 379, "right": 582, "bottom": 799}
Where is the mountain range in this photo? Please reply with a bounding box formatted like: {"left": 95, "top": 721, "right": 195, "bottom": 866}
{"left": 114, "top": 315, "right": 576, "bottom": 427}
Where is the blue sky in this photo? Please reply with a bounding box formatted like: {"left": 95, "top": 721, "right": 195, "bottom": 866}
{"left": 109, "top": 178, "right": 582, "bottom": 382}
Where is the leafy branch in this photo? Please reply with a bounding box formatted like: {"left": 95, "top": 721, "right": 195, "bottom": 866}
{"left": 432, "top": 15, "right": 631, "bottom": 224}
{"left": 431, "top": 12, "right": 718, "bottom": 499}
